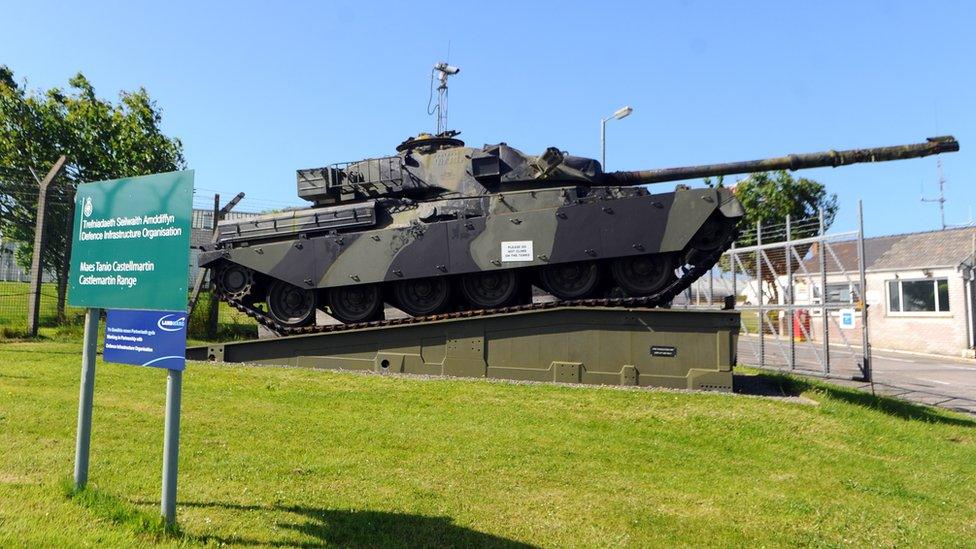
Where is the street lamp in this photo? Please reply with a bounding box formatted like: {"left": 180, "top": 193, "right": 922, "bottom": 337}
{"left": 601, "top": 106, "right": 633, "bottom": 169}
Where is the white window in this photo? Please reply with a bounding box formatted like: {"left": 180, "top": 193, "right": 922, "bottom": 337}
{"left": 887, "top": 278, "right": 949, "bottom": 313}
{"left": 823, "top": 282, "right": 861, "bottom": 305}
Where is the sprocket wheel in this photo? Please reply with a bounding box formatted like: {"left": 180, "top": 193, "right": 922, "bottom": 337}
{"left": 214, "top": 263, "right": 255, "bottom": 301}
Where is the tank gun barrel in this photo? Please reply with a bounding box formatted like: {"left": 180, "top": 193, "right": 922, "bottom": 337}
{"left": 605, "top": 136, "right": 959, "bottom": 185}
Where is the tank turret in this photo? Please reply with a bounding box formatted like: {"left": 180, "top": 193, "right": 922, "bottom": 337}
{"left": 296, "top": 134, "right": 959, "bottom": 206}
{"left": 295, "top": 131, "right": 603, "bottom": 205}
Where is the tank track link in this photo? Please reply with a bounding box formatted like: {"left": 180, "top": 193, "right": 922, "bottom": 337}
{"left": 217, "top": 230, "right": 737, "bottom": 338}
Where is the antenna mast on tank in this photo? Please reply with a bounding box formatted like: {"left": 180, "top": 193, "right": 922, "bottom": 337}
{"left": 921, "top": 159, "right": 948, "bottom": 230}
{"left": 431, "top": 62, "right": 460, "bottom": 135}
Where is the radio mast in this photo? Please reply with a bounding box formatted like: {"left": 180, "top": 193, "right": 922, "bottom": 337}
{"left": 430, "top": 62, "right": 460, "bottom": 134}
{"left": 921, "top": 160, "right": 948, "bottom": 230}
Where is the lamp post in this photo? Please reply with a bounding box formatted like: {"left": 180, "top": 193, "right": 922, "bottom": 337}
{"left": 600, "top": 106, "right": 633, "bottom": 169}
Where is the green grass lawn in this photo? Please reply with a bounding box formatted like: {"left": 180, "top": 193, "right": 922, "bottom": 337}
{"left": 739, "top": 310, "right": 783, "bottom": 335}
{"left": 0, "top": 282, "right": 255, "bottom": 342}
{"left": 1, "top": 341, "right": 974, "bottom": 547}
{"left": 0, "top": 281, "right": 84, "bottom": 329}
{"left": 185, "top": 291, "right": 257, "bottom": 343}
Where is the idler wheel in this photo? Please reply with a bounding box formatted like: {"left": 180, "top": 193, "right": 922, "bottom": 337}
{"left": 214, "top": 263, "right": 254, "bottom": 301}
{"left": 327, "top": 284, "right": 384, "bottom": 324}
{"left": 393, "top": 277, "right": 452, "bottom": 316}
{"left": 610, "top": 254, "right": 677, "bottom": 296}
{"left": 460, "top": 270, "right": 520, "bottom": 309}
{"left": 539, "top": 261, "right": 601, "bottom": 300}
{"left": 266, "top": 280, "right": 316, "bottom": 327}
{"left": 690, "top": 215, "right": 734, "bottom": 251}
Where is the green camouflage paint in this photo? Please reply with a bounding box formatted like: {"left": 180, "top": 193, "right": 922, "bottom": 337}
{"left": 200, "top": 134, "right": 957, "bottom": 326}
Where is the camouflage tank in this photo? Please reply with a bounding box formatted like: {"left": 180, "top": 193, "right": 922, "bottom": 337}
{"left": 199, "top": 133, "right": 958, "bottom": 327}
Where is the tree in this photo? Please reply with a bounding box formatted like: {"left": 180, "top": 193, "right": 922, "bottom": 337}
{"left": 729, "top": 170, "right": 838, "bottom": 245}
{"left": 709, "top": 170, "right": 839, "bottom": 304}
{"left": 0, "top": 66, "right": 185, "bottom": 323}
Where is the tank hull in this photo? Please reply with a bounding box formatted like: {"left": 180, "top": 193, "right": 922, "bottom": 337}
{"left": 201, "top": 186, "right": 739, "bottom": 286}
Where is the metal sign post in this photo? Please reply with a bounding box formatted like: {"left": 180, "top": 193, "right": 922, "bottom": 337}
{"left": 161, "top": 368, "right": 182, "bottom": 524}
{"left": 102, "top": 308, "right": 189, "bottom": 526}
{"left": 73, "top": 307, "right": 100, "bottom": 489}
{"left": 67, "top": 170, "right": 194, "bottom": 527}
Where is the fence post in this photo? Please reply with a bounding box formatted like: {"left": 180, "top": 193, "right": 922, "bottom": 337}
{"left": 26, "top": 156, "right": 67, "bottom": 336}
{"left": 731, "top": 241, "right": 737, "bottom": 308}
{"left": 708, "top": 266, "right": 714, "bottom": 305}
{"left": 857, "top": 200, "right": 871, "bottom": 382}
{"left": 756, "top": 220, "right": 764, "bottom": 369}
{"left": 57, "top": 200, "right": 75, "bottom": 325}
{"left": 206, "top": 194, "right": 220, "bottom": 339}
{"left": 819, "top": 208, "right": 830, "bottom": 375}
{"left": 786, "top": 214, "right": 794, "bottom": 371}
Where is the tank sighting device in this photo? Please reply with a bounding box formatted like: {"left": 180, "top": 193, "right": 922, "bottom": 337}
{"left": 199, "top": 133, "right": 958, "bottom": 330}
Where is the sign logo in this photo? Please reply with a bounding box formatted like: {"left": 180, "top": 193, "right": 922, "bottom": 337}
{"left": 839, "top": 308, "right": 856, "bottom": 329}
{"left": 83, "top": 196, "right": 93, "bottom": 218}
{"left": 157, "top": 314, "right": 187, "bottom": 332}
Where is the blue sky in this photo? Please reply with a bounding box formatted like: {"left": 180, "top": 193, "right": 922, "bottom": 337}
{"left": 2, "top": 0, "right": 973, "bottom": 236}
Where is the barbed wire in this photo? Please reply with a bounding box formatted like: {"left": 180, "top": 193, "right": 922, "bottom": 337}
{"left": 734, "top": 215, "right": 825, "bottom": 246}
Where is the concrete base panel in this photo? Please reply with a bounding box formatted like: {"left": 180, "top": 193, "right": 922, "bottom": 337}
{"left": 186, "top": 307, "right": 740, "bottom": 392}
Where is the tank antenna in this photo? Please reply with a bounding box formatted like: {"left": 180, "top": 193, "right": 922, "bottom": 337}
{"left": 431, "top": 62, "right": 460, "bottom": 135}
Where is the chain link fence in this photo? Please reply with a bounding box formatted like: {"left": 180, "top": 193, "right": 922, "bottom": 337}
{"left": 682, "top": 206, "right": 871, "bottom": 381}
{"left": 0, "top": 178, "right": 85, "bottom": 335}
{"left": 0, "top": 250, "right": 83, "bottom": 335}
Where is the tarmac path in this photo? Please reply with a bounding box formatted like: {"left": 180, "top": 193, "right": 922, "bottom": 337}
{"left": 738, "top": 335, "right": 976, "bottom": 415}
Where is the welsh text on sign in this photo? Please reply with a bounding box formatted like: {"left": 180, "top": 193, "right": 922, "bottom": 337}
{"left": 68, "top": 171, "right": 193, "bottom": 311}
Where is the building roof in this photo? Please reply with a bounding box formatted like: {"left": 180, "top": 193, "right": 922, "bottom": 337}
{"left": 803, "top": 226, "right": 976, "bottom": 273}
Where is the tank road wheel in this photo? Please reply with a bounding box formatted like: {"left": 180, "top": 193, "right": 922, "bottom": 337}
{"left": 539, "top": 261, "right": 601, "bottom": 300}
{"left": 327, "top": 284, "right": 384, "bottom": 324}
{"left": 214, "top": 263, "right": 254, "bottom": 301}
{"left": 611, "top": 254, "right": 677, "bottom": 297}
{"left": 266, "top": 280, "right": 316, "bottom": 328}
{"left": 393, "top": 277, "right": 452, "bottom": 317}
{"left": 460, "top": 270, "right": 520, "bottom": 309}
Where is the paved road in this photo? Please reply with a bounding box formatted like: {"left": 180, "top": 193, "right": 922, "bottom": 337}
{"left": 738, "top": 335, "right": 976, "bottom": 415}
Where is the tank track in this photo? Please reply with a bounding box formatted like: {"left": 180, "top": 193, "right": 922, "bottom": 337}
{"left": 219, "top": 230, "right": 737, "bottom": 338}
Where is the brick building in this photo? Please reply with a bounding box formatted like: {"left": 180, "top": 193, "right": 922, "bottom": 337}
{"left": 797, "top": 227, "right": 976, "bottom": 358}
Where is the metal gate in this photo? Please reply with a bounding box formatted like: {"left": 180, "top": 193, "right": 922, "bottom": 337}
{"left": 684, "top": 203, "right": 871, "bottom": 381}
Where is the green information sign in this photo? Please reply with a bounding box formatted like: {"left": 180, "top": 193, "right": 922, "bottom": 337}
{"left": 68, "top": 170, "right": 194, "bottom": 311}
